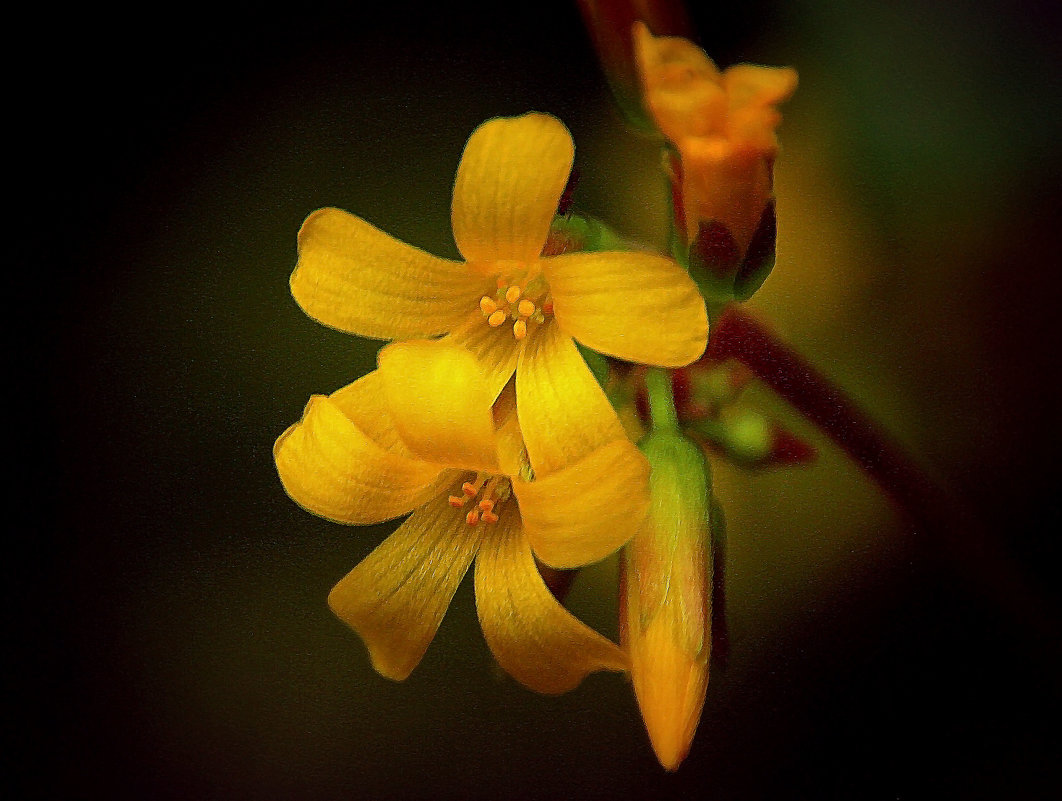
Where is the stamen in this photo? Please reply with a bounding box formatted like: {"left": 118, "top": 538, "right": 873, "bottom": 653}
{"left": 504, "top": 285, "right": 522, "bottom": 304}
{"left": 466, "top": 509, "right": 481, "bottom": 526}
{"left": 448, "top": 495, "right": 466, "bottom": 508}
{"left": 478, "top": 498, "right": 495, "bottom": 513}
{"left": 487, "top": 310, "right": 507, "bottom": 327}
{"left": 481, "top": 510, "right": 499, "bottom": 524}
{"left": 517, "top": 299, "right": 536, "bottom": 317}
{"left": 461, "top": 480, "right": 480, "bottom": 496}
{"left": 542, "top": 299, "right": 554, "bottom": 315}
{"left": 513, "top": 319, "right": 527, "bottom": 340}
{"left": 480, "top": 296, "right": 498, "bottom": 315}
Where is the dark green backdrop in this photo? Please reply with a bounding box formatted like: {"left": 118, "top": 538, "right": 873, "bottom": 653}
{"left": 19, "top": 1, "right": 1062, "bottom": 798}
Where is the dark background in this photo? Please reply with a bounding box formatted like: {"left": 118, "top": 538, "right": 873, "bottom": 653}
{"left": 17, "top": 1, "right": 1062, "bottom": 798}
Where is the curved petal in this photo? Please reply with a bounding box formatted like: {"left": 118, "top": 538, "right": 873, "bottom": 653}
{"left": 451, "top": 113, "right": 574, "bottom": 265}
{"left": 329, "top": 486, "right": 483, "bottom": 681}
{"left": 444, "top": 317, "right": 521, "bottom": 402}
{"left": 545, "top": 251, "right": 708, "bottom": 367}
{"left": 633, "top": 21, "right": 725, "bottom": 142}
{"left": 514, "top": 439, "right": 650, "bottom": 569}
{"left": 328, "top": 370, "right": 415, "bottom": 455}
{"left": 474, "top": 512, "right": 628, "bottom": 694}
{"left": 722, "top": 65, "right": 798, "bottom": 112}
{"left": 378, "top": 340, "right": 501, "bottom": 473}
{"left": 274, "top": 390, "right": 445, "bottom": 525}
{"left": 292, "top": 207, "right": 484, "bottom": 339}
{"left": 516, "top": 322, "right": 626, "bottom": 476}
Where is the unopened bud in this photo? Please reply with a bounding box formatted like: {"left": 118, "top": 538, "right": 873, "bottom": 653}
{"left": 622, "top": 430, "right": 712, "bottom": 771}
{"left": 691, "top": 408, "right": 817, "bottom": 468}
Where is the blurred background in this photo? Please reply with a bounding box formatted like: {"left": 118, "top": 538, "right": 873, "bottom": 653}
{"left": 18, "top": 0, "right": 1061, "bottom": 797}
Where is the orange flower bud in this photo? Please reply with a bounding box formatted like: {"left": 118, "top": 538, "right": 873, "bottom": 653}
{"left": 621, "top": 430, "right": 713, "bottom": 770}
{"left": 633, "top": 22, "right": 797, "bottom": 298}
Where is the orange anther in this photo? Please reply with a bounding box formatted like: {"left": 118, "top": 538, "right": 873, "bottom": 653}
{"left": 517, "top": 299, "right": 535, "bottom": 317}
{"left": 480, "top": 296, "right": 498, "bottom": 314}
{"left": 505, "top": 285, "right": 522, "bottom": 304}
{"left": 466, "top": 509, "right": 481, "bottom": 526}
{"left": 462, "top": 482, "right": 478, "bottom": 496}
{"left": 478, "top": 499, "right": 495, "bottom": 513}
{"left": 513, "top": 319, "right": 527, "bottom": 340}
{"left": 448, "top": 495, "right": 466, "bottom": 508}
{"left": 487, "top": 310, "right": 507, "bottom": 327}
{"left": 481, "top": 511, "right": 499, "bottom": 524}
{"left": 542, "top": 300, "right": 554, "bottom": 315}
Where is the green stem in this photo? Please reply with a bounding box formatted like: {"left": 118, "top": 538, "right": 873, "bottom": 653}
{"left": 644, "top": 368, "right": 679, "bottom": 432}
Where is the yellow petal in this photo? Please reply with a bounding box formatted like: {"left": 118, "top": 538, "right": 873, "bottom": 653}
{"left": 274, "top": 388, "right": 445, "bottom": 525}
{"left": 515, "top": 323, "right": 626, "bottom": 476}
{"left": 451, "top": 113, "right": 574, "bottom": 265}
{"left": 474, "top": 512, "right": 628, "bottom": 694}
{"left": 514, "top": 439, "right": 650, "bottom": 568}
{"left": 544, "top": 251, "right": 708, "bottom": 367}
{"left": 722, "top": 64, "right": 798, "bottom": 112}
{"left": 328, "top": 370, "right": 416, "bottom": 456}
{"left": 292, "top": 207, "right": 484, "bottom": 339}
{"left": 444, "top": 316, "right": 521, "bottom": 402}
{"left": 377, "top": 340, "right": 501, "bottom": 473}
{"left": 329, "top": 486, "right": 483, "bottom": 680}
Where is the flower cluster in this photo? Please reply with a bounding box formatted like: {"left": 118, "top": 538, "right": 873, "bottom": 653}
{"left": 275, "top": 21, "right": 796, "bottom": 772}
{"left": 276, "top": 112, "right": 707, "bottom": 693}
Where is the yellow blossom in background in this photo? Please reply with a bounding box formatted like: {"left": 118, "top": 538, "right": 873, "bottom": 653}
{"left": 275, "top": 340, "right": 651, "bottom": 693}
{"left": 290, "top": 112, "right": 708, "bottom": 418}
{"left": 622, "top": 428, "right": 713, "bottom": 771}
{"left": 633, "top": 21, "right": 797, "bottom": 254}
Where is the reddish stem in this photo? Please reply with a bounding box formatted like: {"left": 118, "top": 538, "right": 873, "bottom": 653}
{"left": 705, "top": 304, "right": 1060, "bottom": 646}
{"left": 706, "top": 306, "right": 932, "bottom": 517}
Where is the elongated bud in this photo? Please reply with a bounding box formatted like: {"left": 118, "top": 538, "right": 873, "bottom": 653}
{"left": 621, "top": 430, "right": 712, "bottom": 771}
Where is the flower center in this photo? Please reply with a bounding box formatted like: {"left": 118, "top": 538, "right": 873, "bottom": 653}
{"left": 479, "top": 275, "right": 553, "bottom": 341}
{"left": 448, "top": 473, "right": 512, "bottom": 525}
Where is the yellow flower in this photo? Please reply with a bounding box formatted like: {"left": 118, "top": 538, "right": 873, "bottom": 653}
{"left": 633, "top": 21, "right": 797, "bottom": 255}
{"left": 621, "top": 429, "right": 713, "bottom": 770}
{"left": 290, "top": 112, "right": 708, "bottom": 409}
{"left": 275, "top": 340, "right": 651, "bottom": 693}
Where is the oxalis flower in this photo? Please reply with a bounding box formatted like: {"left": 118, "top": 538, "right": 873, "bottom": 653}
{"left": 290, "top": 112, "right": 708, "bottom": 408}
{"left": 275, "top": 340, "right": 651, "bottom": 693}
{"left": 633, "top": 21, "right": 797, "bottom": 294}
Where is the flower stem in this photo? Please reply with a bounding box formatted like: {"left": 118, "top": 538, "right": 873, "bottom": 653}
{"left": 705, "top": 305, "right": 928, "bottom": 512}
{"left": 645, "top": 368, "right": 679, "bottom": 432}
{"left": 705, "top": 304, "right": 1060, "bottom": 645}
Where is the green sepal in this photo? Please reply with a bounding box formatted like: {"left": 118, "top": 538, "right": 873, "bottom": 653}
{"left": 686, "top": 201, "right": 778, "bottom": 304}
{"left": 547, "top": 213, "right": 630, "bottom": 253}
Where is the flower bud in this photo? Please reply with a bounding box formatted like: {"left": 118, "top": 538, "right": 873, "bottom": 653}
{"left": 690, "top": 407, "right": 817, "bottom": 468}
{"left": 633, "top": 22, "right": 796, "bottom": 301}
{"left": 621, "top": 430, "right": 712, "bottom": 770}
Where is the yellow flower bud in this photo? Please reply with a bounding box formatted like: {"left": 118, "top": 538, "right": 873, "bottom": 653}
{"left": 622, "top": 430, "right": 713, "bottom": 771}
